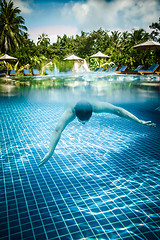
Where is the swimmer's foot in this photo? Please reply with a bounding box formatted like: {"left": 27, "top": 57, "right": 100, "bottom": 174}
{"left": 140, "top": 120, "right": 156, "bottom": 127}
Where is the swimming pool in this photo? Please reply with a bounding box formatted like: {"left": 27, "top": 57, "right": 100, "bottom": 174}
{"left": 0, "top": 74, "right": 160, "bottom": 239}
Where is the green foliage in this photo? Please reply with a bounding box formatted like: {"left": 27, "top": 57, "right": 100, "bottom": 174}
{"left": 0, "top": 0, "right": 28, "bottom": 53}
{"left": 150, "top": 17, "right": 160, "bottom": 42}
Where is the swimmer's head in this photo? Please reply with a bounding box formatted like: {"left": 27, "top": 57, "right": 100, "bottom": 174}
{"left": 75, "top": 101, "right": 92, "bottom": 124}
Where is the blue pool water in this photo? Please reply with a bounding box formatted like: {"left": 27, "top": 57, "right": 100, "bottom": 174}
{"left": 0, "top": 75, "right": 160, "bottom": 239}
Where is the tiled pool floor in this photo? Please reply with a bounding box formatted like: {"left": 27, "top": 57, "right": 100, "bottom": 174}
{"left": 0, "top": 96, "right": 160, "bottom": 240}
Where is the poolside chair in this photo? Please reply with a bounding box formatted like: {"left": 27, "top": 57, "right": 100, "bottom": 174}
{"left": 24, "top": 69, "right": 31, "bottom": 76}
{"left": 9, "top": 70, "right": 16, "bottom": 76}
{"left": 116, "top": 66, "right": 127, "bottom": 73}
{"left": 105, "top": 66, "right": 112, "bottom": 72}
{"left": 98, "top": 67, "right": 104, "bottom": 72}
{"left": 0, "top": 70, "right": 6, "bottom": 77}
{"left": 109, "top": 66, "right": 118, "bottom": 72}
{"left": 94, "top": 68, "right": 100, "bottom": 72}
{"left": 120, "top": 65, "right": 145, "bottom": 74}
{"left": 45, "top": 69, "right": 51, "bottom": 75}
{"left": 32, "top": 69, "right": 40, "bottom": 76}
{"left": 138, "top": 64, "right": 159, "bottom": 75}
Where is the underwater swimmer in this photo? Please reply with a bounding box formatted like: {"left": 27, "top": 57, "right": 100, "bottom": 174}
{"left": 38, "top": 101, "right": 156, "bottom": 167}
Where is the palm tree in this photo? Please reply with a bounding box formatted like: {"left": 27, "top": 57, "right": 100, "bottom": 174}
{"left": 149, "top": 17, "right": 160, "bottom": 42}
{"left": 37, "top": 33, "right": 50, "bottom": 47}
{"left": 129, "top": 29, "right": 149, "bottom": 45}
{"left": 129, "top": 29, "right": 150, "bottom": 67}
{"left": 0, "top": 0, "right": 28, "bottom": 53}
{"left": 110, "top": 31, "right": 122, "bottom": 52}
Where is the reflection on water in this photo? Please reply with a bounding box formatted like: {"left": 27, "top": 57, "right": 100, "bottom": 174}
{"left": 0, "top": 73, "right": 160, "bottom": 104}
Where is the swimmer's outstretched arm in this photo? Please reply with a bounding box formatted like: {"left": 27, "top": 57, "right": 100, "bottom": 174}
{"left": 93, "top": 102, "right": 156, "bottom": 127}
{"left": 38, "top": 108, "right": 76, "bottom": 167}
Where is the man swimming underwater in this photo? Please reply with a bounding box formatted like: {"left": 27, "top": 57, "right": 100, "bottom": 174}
{"left": 38, "top": 101, "right": 156, "bottom": 167}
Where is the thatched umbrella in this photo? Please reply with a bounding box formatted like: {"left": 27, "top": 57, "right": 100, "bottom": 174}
{"left": 0, "top": 54, "right": 17, "bottom": 61}
{"left": 64, "top": 54, "right": 82, "bottom": 61}
{"left": 133, "top": 39, "right": 160, "bottom": 51}
{"left": 89, "top": 51, "right": 110, "bottom": 67}
{"left": 64, "top": 54, "right": 83, "bottom": 72}
{"left": 132, "top": 39, "right": 160, "bottom": 65}
{"left": 0, "top": 54, "right": 18, "bottom": 75}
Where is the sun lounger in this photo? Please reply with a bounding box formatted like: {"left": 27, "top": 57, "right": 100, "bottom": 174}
{"left": 98, "top": 67, "right": 104, "bottom": 72}
{"left": 32, "top": 69, "right": 40, "bottom": 76}
{"left": 105, "top": 66, "right": 112, "bottom": 72}
{"left": 0, "top": 70, "right": 6, "bottom": 77}
{"left": 110, "top": 66, "right": 118, "bottom": 72}
{"left": 116, "top": 66, "right": 127, "bottom": 73}
{"left": 9, "top": 70, "right": 16, "bottom": 76}
{"left": 45, "top": 69, "right": 51, "bottom": 75}
{"left": 120, "top": 65, "right": 145, "bottom": 74}
{"left": 94, "top": 67, "right": 104, "bottom": 72}
{"left": 138, "top": 64, "right": 159, "bottom": 75}
{"left": 24, "top": 69, "right": 31, "bottom": 76}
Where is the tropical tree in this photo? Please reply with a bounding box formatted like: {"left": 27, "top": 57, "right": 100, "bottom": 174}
{"left": 74, "top": 31, "right": 91, "bottom": 58}
{"left": 129, "top": 29, "right": 149, "bottom": 45}
{"left": 0, "top": 0, "right": 28, "bottom": 53}
{"left": 14, "top": 38, "right": 38, "bottom": 66}
{"left": 128, "top": 29, "right": 150, "bottom": 67}
{"left": 150, "top": 17, "right": 160, "bottom": 42}
{"left": 110, "top": 31, "right": 122, "bottom": 52}
{"left": 37, "top": 33, "right": 50, "bottom": 47}
{"left": 88, "top": 28, "right": 110, "bottom": 53}
{"left": 37, "top": 33, "right": 51, "bottom": 57}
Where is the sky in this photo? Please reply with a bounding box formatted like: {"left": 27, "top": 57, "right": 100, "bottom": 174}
{"left": 12, "top": 0, "right": 160, "bottom": 43}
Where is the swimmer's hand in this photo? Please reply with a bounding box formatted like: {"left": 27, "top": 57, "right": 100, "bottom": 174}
{"left": 139, "top": 120, "right": 156, "bottom": 127}
{"left": 38, "top": 159, "right": 47, "bottom": 167}
{"left": 38, "top": 154, "right": 50, "bottom": 167}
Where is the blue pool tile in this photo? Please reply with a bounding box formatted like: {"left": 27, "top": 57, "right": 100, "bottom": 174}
{"left": 0, "top": 94, "right": 160, "bottom": 240}
{"left": 0, "top": 228, "right": 9, "bottom": 238}
{"left": 22, "top": 229, "right": 34, "bottom": 239}
{"left": 10, "top": 226, "right": 21, "bottom": 235}
{"left": 46, "top": 230, "right": 59, "bottom": 239}
{"left": 10, "top": 233, "right": 22, "bottom": 240}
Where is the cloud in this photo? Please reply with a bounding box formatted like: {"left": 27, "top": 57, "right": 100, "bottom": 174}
{"left": 10, "top": 0, "right": 33, "bottom": 14}
{"left": 12, "top": 0, "right": 160, "bottom": 43}
{"left": 28, "top": 25, "right": 78, "bottom": 43}
{"left": 61, "top": 0, "right": 160, "bottom": 32}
